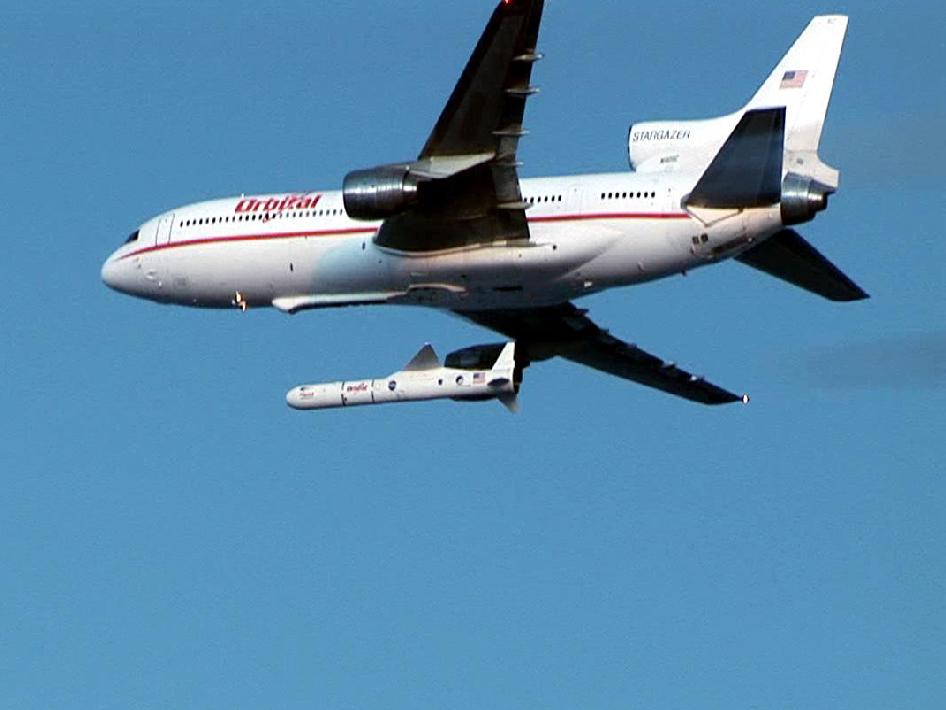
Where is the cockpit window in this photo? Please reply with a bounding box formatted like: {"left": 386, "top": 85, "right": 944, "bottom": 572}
{"left": 125, "top": 230, "right": 140, "bottom": 244}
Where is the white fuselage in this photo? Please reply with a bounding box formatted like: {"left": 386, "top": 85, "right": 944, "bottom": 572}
{"left": 101, "top": 171, "right": 784, "bottom": 313}
{"left": 287, "top": 361, "right": 515, "bottom": 411}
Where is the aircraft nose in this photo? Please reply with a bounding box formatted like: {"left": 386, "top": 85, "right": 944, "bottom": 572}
{"left": 101, "top": 254, "right": 133, "bottom": 294}
{"left": 101, "top": 256, "right": 119, "bottom": 290}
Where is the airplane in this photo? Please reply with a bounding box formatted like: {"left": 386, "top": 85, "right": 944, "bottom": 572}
{"left": 101, "top": 0, "right": 866, "bottom": 411}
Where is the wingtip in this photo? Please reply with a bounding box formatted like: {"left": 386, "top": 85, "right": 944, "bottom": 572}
{"left": 809, "top": 14, "right": 849, "bottom": 30}
{"left": 833, "top": 290, "right": 870, "bottom": 303}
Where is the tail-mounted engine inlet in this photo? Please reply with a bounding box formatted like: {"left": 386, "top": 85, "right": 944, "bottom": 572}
{"left": 781, "top": 172, "right": 834, "bottom": 226}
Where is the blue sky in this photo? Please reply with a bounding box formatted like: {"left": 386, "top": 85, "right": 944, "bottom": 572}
{"left": 2, "top": 1, "right": 944, "bottom": 708}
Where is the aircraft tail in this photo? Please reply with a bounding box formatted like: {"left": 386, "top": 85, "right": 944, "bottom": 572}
{"left": 629, "top": 15, "right": 848, "bottom": 192}
{"left": 683, "top": 16, "right": 848, "bottom": 220}
{"left": 679, "top": 17, "right": 864, "bottom": 299}
{"left": 743, "top": 15, "right": 848, "bottom": 189}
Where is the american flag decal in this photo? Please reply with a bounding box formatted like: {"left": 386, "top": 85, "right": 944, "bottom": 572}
{"left": 473, "top": 372, "right": 485, "bottom": 384}
{"left": 780, "top": 70, "right": 808, "bottom": 89}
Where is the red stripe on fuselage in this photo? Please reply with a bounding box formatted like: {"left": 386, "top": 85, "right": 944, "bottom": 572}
{"left": 120, "top": 226, "right": 377, "bottom": 260}
{"left": 119, "top": 212, "right": 692, "bottom": 260}
{"left": 530, "top": 212, "right": 691, "bottom": 223}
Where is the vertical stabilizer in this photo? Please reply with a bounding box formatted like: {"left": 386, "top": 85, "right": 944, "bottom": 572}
{"left": 745, "top": 15, "right": 848, "bottom": 188}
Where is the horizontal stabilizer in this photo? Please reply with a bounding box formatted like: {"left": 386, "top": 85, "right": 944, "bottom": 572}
{"left": 686, "top": 108, "right": 785, "bottom": 209}
{"left": 736, "top": 229, "right": 868, "bottom": 302}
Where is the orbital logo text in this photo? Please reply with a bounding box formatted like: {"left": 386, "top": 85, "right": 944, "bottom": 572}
{"left": 235, "top": 194, "right": 322, "bottom": 214}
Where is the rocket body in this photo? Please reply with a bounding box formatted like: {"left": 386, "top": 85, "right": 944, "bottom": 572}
{"left": 287, "top": 342, "right": 518, "bottom": 411}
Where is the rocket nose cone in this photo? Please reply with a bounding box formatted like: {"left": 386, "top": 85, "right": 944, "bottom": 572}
{"left": 287, "top": 387, "right": 313, "bottom": 410}
{"left": 287, "top": 384, "right": 343, "bottom": 411}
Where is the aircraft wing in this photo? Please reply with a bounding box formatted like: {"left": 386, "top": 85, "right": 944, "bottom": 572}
{"left": 457, "top": 303, "right": 747, "bottom": 406}
{"left": 375, "top": 0, "right": 545, "bottom": 252}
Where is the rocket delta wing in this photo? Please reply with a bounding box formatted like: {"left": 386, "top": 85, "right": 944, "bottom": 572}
{"left": 374, "top": 0, "right": 545, "bottom": 252}
{"left": 402, "top": 344, "right": 443, "bottom": 371}
{"left": 457, "top": 304, "right": 746, "bottom": 406}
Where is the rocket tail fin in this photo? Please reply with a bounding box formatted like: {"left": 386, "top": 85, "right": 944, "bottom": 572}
{"left": 491, "top": 343, "right": 519, "bottom": 413}
{"left": 491, "top": 341, "right": 517, "bottom": 373}
{"left": 498, "top": 392, "right": 520, "bottom": 414}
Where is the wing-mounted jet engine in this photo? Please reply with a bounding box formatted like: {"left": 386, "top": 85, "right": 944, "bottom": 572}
{"left": 343, "top": 0, "right": 544, "bottom": 252}
{"left": 342, "top": 154, "right": 497, "bottom": 222}
{"left": 287, "top": 342, "right": 522, "bottom": 412}
{"left": 342, "top": 166, "right": 421, "bottom": 221}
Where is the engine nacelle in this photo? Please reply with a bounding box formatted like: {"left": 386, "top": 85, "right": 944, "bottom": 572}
{"left": 780, "top": 173, "right": 833, "bottom": 226}
{"left": 342, "top": 166, "right": 420, "bottom": 221}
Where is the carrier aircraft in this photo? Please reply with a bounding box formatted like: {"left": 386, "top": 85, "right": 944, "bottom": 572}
{"left": 102, "top": 1, "right": 867, "bottom": 411}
